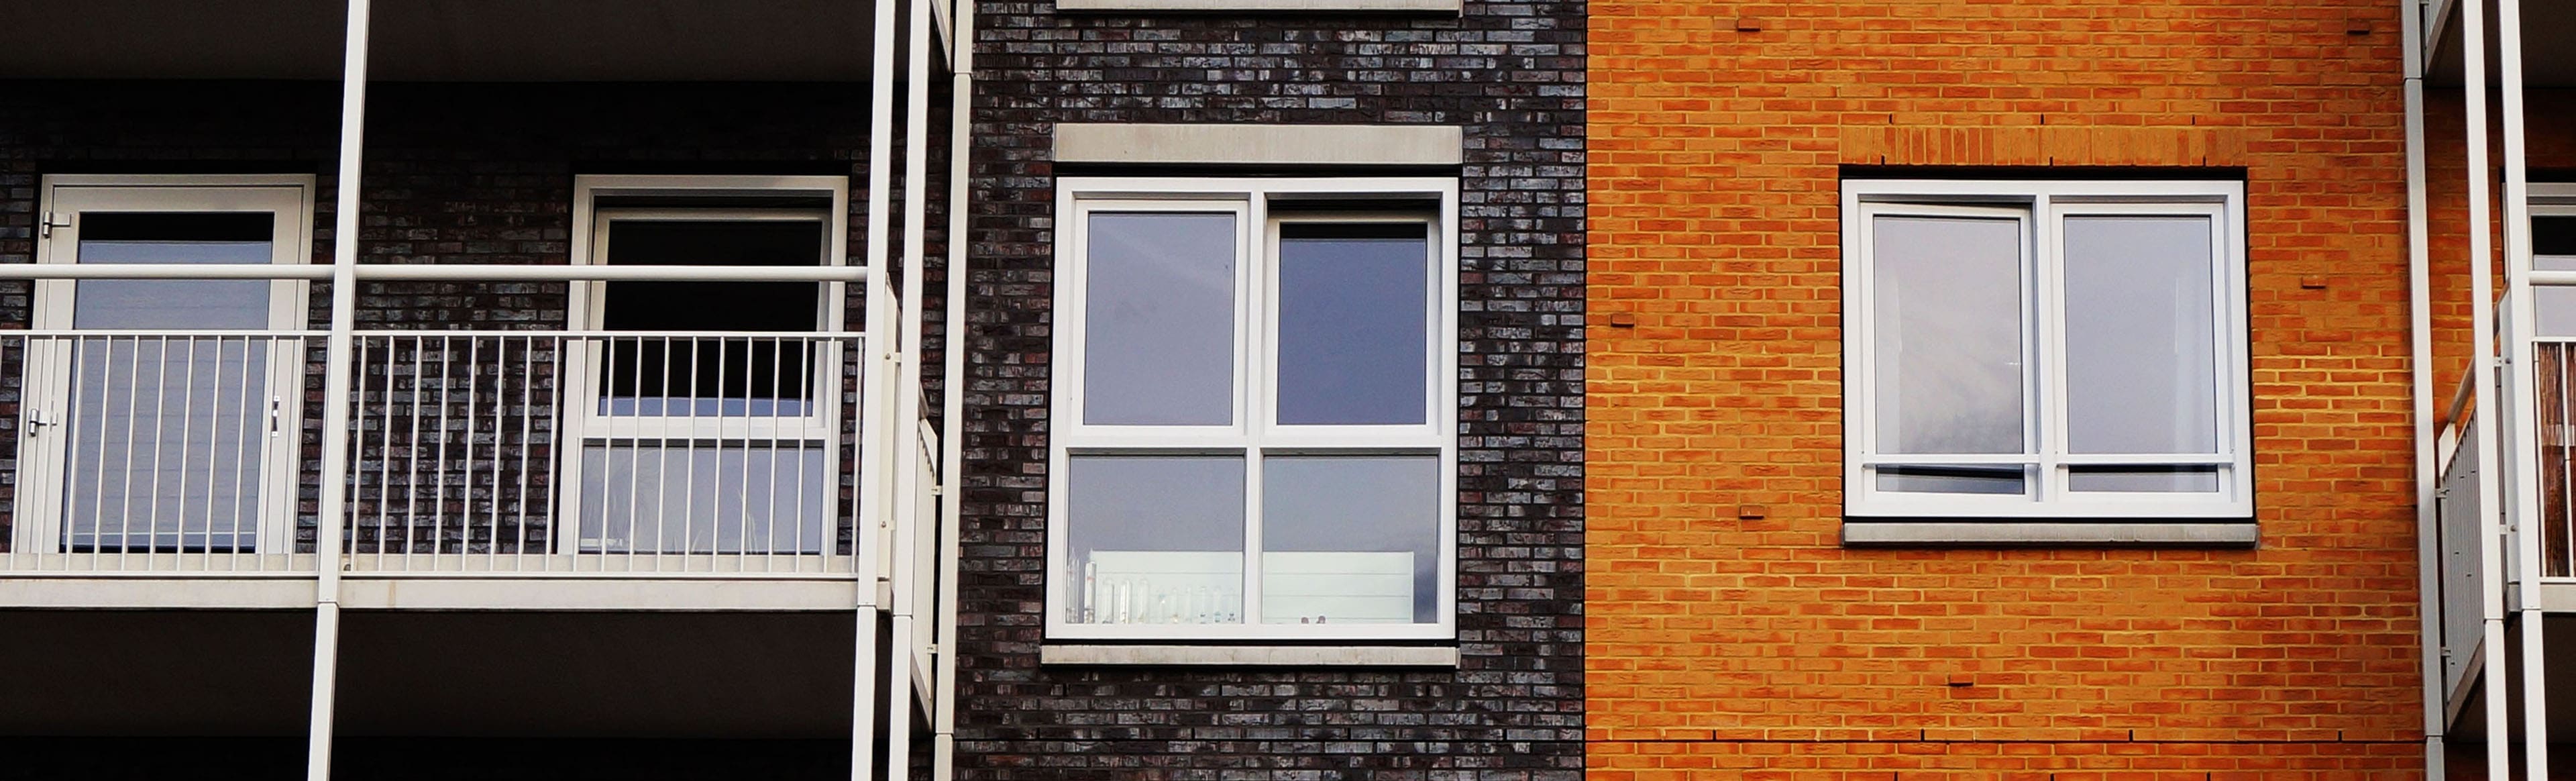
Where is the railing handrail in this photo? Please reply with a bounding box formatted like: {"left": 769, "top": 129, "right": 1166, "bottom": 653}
{"left": 353, "top": 330, "right": 870, "bottom": 339}
{"left": 0, "top": 263, "right": 870, "bottom": 283}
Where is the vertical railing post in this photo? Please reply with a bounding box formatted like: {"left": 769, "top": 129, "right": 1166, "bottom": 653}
{"left": 933, "top": 0, "right": 977, "bottom": 774}
{"left": 2460, "top": 0, "right": 2512, "bottom": 778}
{"left": 2497, "top": 0, "right": 2552, "bottom": 776}
{"left": 854, "top": 0, "right": 903, "bottom": 776}
{"left": 306, "top": 1, "right": 372, "bottom": 780}
{"left": 2398, "top": 0, "right": 2445, "bottom": 776}
{"left": 883, "top": 0, "right": 937, "bottom": 774}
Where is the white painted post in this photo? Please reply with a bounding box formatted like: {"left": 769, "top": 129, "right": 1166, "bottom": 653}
{"left": 307, "top": 0, "right": 373, "bottom": 779}
{"left": 2496, "top": 1, "right": 2551, "bottom": 778}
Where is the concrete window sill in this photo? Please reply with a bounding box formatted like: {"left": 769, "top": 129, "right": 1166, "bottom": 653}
{"left": 1038, "top": 644, "right": 1461, "bottom": 667}
{"left": 1842, "top": 520, "right": 2259, "bottom": 548}
{"left": 1057, "top": 0, "right": 1460, "bottom": 13}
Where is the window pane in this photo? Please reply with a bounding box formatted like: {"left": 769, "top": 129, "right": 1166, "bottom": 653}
{"left": 578, "top": 443, "right": 828, "bottom": 554}
{"left": 1083, "top": 213, "right": 1236, "bottom": 426}
{"left": 2067, "top": 466, "right": 2222, "bottom": 492}
{"left": 1259, "top": 456, "right": 1438, "bottom": 625}
{"left": 1277, "top": 223, "right": 1430, "bottom": 425}
{"left": 1871, "top": 215, "right": 2025, "bottom": 455}
{"left": 1874, "top": 465, "right": 2028, "bottom": 495}
{"left": 1065, "top": 456, "right": 1245, "bottom": 625}
{"left": 2061, "top": 216, "right": 2220, "bottom": 455}
{"left": 600, "top": 220, "right": 826, "bottom": 415}
{"left": 76, "top": 213, "right": 274, "bottom": 330}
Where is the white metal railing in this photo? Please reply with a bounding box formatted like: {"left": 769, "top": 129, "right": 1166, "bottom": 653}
{"left": 2439, "top": 413, "right": 2487, "bottom": 696}
{"left": 345, "top": 331, "right": 863, "bottom": 574}
{"left": 0, "top": 331, "right": 316, "bottom": 574}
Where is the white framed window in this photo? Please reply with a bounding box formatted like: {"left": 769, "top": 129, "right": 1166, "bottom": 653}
{"left": 1842, "top": 179, "right": 2253, "bottom": 520}
{"left": 1048, "top": 176, "right": 1459, "bottom": 641}
{"left": 19, "top": 174, "right": 316, "bottom": 556}
{"left": 559, "top": 174, "right": 850, "bottom": 555}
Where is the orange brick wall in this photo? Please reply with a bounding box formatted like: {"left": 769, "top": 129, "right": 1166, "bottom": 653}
{"left": 1585, "top": 1, "right": 2425, "bottom": 778}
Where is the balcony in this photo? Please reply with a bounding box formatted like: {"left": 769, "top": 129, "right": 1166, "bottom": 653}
{"left": 0, "top": 325, "right": 934, "bottom": 609}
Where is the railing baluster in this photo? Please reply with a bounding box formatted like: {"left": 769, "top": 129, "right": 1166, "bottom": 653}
{"left": 433, "top": 335, "right": 453, "bottom": 566}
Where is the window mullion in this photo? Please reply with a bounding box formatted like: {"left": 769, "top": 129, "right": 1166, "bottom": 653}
{"left": 1241, "top": 195, "right": 1269, "bottom": 627}
{"left": 2031, "top": 195, "right": 2062, "bottom": 503}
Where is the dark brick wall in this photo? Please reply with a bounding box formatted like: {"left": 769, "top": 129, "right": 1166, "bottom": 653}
{"left": 957, "top": 0, "right": 1586, "bottom": 777}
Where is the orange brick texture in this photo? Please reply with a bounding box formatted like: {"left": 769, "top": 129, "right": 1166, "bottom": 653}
{"left": 1587, "top": 1, "right": 2425, "bottom": 778}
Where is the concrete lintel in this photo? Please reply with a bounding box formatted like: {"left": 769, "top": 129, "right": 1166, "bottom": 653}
{"left": 1842, "top": 521, "right": 2261, "bottom": 547}
{"left": 1040, "top": 644, "right": 1461, "bottom": 667}
{"left": 1055, "top": 123, "right": 1463, "bottom": 167}
{"left": 1057, "top": 0, "right": 1460, "bottom": 13}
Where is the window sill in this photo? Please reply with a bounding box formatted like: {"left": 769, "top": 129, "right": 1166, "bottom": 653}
{"left": 1038, "top": 643, "right": 1460, "bottom": 668}
{"left": 1841, "top": 519, "right": 2258, "bottom": 548}
{"left": 1057, "top": 0, "right": 1460, "bottom": 12}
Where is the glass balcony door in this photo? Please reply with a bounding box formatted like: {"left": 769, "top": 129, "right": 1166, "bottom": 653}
{"left": 19, "top": 178, "right": 310, "bottom": 556}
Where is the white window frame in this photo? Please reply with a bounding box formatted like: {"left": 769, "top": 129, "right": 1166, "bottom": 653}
{"left": 1841, "top": 178, "right": 2253, "bottom": 520}
{"left": 20, "top": 174, "right": 317, "bottom": 556}
{"left": 557, "top": 174, "right": 851, "bottom": 554}
{"left": 1047, "top": 176, "right": 1460, "bottom": 642}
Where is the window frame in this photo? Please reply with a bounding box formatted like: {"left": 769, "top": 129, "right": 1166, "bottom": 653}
{"left": 1047, "top": 176, "right": 1460, "bottom": 642}
{"left": 1841, "top": 178, "right": 2253, "bottom": 521}
{"left": 557, "top": 174, "right": 851, "bottom": 554}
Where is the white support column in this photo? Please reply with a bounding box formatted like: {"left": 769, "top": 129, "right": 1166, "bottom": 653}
{"left": 307, "top": 1, "right": 373, "bottom": 780}
{"left": 883, "top": 0, "right": 936, "bottom": 774}
{"left": 2461, "top": 0, "right": 2512, "bottom": 778}
{"left": 933, "top": 0, "right": 975, "bottom": 776}
{"left": 855, "top": 0, "right": 902, "bottom": 775}
{"left": 2401, "top": 0, "right": 2445, "bottom": 776}
{"left": 2497, "top": 1, "right": 2551, "bottom": 777}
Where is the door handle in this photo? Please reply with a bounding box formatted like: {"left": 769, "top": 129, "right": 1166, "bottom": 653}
{"left": 270, "top": 397, "right": 283, "bottom": 435}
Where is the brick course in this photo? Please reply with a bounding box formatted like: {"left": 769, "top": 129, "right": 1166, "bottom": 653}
{"left": 1587, "top": 0, "right": 2424, "bottom": 776}
{"left": 955, "top": 0, "right": 1588, "bottom": 776}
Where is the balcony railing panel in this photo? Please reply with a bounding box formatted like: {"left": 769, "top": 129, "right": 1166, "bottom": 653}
{"left": 2439, "top": 414, "right": 2487, "bottom": 694}
{"left": 346, "top": 332, "right": 863, "bottom": 575}
{"left": 0, "top": 332, "right": 314, "bottom": 574}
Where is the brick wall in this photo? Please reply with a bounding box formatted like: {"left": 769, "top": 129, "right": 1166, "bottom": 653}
{"left": 1587, "top": 1, "right": 2424, "bottom": 778}
{"left": 955, "top": 0, "right": 1589, "bottom": 776}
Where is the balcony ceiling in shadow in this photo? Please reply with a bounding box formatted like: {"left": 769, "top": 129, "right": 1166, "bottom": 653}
{"left": 0, "top": 0, "right": 878, "bottom": 81}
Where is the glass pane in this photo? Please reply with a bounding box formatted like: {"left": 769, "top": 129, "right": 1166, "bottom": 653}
{"left": 75, "top": 213, "right": 274, "bottom": 330}
{"left": 1260, "top": 456, "right": 1439, "bottom": 625}
{"left": 1871, "top": 215, "right": 2025, "bottom": 455}
{"left": 62, "top": 337, "right": 270, "bottom": 552}
{"left": 2061, "top": 216, "right": 2220, "bottom": 455}
{"left": 2067, "top": 466, "right": 2222, "bottom": 492}
{"left": 2538, "top": 287, "right": 2576, "bottom": 337}
{"left": 61, "top": 213, "right": 279, "bottom": 552}
{"left": 1874, "top": 465, "right": 2028, "bottom": 495}
{"left": 1083, "top": 213, "right": 1237, "bottom": 426}
{"left": 595, "top": 336, "right": 818, "bottom": 417}
{"left": 600, "top": 220, "right": 826, "bottom": 416}
{"left": 1064, "top": 456, "right": 1245, "bottom": 625}
{"left": 1277, "top": 223, "right": 1431, "bottom": 425}
{"left": 578, "top": 444, "right": 828, "bottom": 554}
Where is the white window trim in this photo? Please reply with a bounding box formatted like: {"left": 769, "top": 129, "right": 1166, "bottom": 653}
{"left": 1048, "top": 176, "right": 1460, "bottom": 642}
{"left": 556, "top": 174, "right": 852, "bottom": 554}
{"left": 1840, "top": 178, "right": 2253, "bottom": 521}
{"left": 21, "top": 174, "right": 318, "bottom": 556}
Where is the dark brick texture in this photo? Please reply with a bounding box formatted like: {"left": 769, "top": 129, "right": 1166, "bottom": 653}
{"left": 955, "top": 0, "right": 1587, "bottom": 777}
